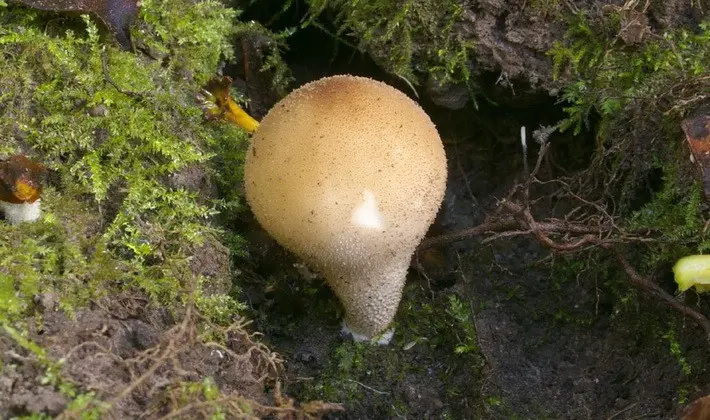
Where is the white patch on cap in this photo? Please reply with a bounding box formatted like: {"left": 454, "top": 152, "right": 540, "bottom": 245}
{"left": 351, "top": 190, "right": 383, "bottom": 229}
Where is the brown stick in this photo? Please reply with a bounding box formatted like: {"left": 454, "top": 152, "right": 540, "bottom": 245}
{"left": 611, "top": 250, "right": 710, "bottom": 341}
{"left": 418, "top": 202, "right": 710, "bottom": 341}
{"left": 418, "top": 218, "right": 519, "bottom": 250}
{"left": 418, "top": 214, "right": 614, "bottom": 251}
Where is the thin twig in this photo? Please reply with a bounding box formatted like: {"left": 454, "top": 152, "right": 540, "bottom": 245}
{"left": 611, "top": 251, "right": 710, "bottom": 340}
{"left": 418, "top": 218, "right": 519, "bottom": 250}
{"left": 606, "top": 402, "right": 638, "bottom": 420}
{"left": 347, "top": 379, "right": 390, "bottom": 395}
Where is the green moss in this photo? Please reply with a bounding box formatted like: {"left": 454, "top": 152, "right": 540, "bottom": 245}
{"left": 551, "top": 14, "right": 710, "bottom": 134}
{"left": 446, "top": 295, "right": 479, "bottom": 355}
{"left": 0, "top": 192, "right": 121, "bottom": 320}
{"left": 302, "top": 0, "right": 473, "bottom": 86}
{"left": 0, "top": 0, "right": 254, "bottom": 327}
{"left": 298, "top": 341, "right": 401, "bottom": 411}
{"left": 0, "top": 0, "right": 274, "bottom": 349}
{"left": 137, "top": 0, "right": 239, "bottom": 83}
{"left": 0, "top": 0, "right": 298, "bottom": 415}
{"left": 549, "top": 11, "right": 710, "bottom": 269}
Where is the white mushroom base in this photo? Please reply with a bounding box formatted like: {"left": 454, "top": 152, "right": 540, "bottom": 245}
{"left": 0, "top": 199, "right": 41, "bottom": 224}
{"left": 341, "top": 320, "right": 394, "bottom": 345}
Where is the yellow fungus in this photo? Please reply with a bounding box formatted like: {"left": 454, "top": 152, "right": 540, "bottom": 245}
{"left": 224, "top": 96, "right": 260, "bottom": 133}
{"left": 673, "top": 255, "right": 710, "bottom": 293}
{"left": 14, "top": 180, "right": 38, "bottom": 202}
{"left": 201, "top": 76, "right": 259, "bottom": 134}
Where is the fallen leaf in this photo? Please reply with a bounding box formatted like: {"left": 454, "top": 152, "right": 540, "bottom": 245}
{"left": 682, "top": 111, "right": 710, "bottom": 202}
{"left": 681, "top": 394, "right": 710, "bottom": 420}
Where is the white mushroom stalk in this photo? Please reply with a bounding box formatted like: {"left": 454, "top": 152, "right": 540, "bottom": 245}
{"left": 0, "top": 200, "right": 42, "bottom": 224}
{"left": 244, "top": 75, "right": 448, "bottom": 344}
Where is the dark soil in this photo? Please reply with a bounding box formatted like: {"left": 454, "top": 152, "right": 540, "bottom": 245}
{"left": 0, "top": 294, "right": 277, "bottom": 418}
{"left": 236, "top": 114, "right": 710, "bottom": 418}
{"left": 230, "top": 22, "right": 710, "bottom": 414}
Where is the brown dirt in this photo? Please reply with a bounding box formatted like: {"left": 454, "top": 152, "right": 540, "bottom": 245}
{"left": 233, "top": 75, "right": 710, "bottom": 418}
{"left": 421, "top": 0, "right": 710, "bottom": 105}
{"left": 0, "top": 294, "right": 279, "bottom": 418}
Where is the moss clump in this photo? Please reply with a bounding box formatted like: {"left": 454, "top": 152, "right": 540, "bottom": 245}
{"left": 549, "top": 11, "right": 710, "bottom": 266}
{"left": 301, "top": 0, "right": 473, "bottom": 86}
{"left": 0, "top": 0, "right": 250, "bottom": 323}
{"left": 545, "top": 11, "right": 710, "bottom": 404}
{"left": 0, "top": 0, "right": 306, "bottom": 416}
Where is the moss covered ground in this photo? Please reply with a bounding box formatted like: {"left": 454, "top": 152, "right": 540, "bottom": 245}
{"left": 0, "top": 1, "right": 335, "bottom": 417}
{"left": 2, "top": 0, "right": 710, "bottom": 418}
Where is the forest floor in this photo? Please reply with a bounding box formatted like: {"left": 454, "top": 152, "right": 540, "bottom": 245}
{"left": 235, "top": 44, "right": 710, "bottom": 416}
{"left": 2, "top": 1, "right": 710, "bottom": 418}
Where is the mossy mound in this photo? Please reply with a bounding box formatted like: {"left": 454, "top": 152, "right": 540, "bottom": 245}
{"left": 0, "top": 0, "right": 246, "bottom": 319}
{"left": 0, "top": 1, "right": 337, "bottom": 417}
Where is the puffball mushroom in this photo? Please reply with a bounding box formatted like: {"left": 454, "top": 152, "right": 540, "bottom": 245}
{"left": 0, "top": 155, "right": 46, "bottom": 224}
{"left": 244, "top": 75, "right": 447, "bottom": 344}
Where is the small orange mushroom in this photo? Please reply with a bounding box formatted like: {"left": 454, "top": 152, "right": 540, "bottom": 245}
{"left": 0, "top": 155, "right": 46, "bottom": 224}
{"left": 200, "top": 76, "right": 260, "bottom": 133}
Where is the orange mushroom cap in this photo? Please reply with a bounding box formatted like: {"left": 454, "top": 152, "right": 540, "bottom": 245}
{"left": 0, "top": 155, "right": 45, "bottom": 204}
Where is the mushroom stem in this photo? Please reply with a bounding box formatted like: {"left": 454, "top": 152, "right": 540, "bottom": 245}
{"left": 342, "top": 322, "right": 394, "bottom": 345}
{"left": 224, "top": 98, "right": 260, "bottom": 133}
{"left": 322, "top": 257, "right": 410, "bottom": 342}
{"left": 201, "top": 76, "right": 259, "bottom": 133}
{"left": 0, "top": 199, "right": 42, "bottom": 224}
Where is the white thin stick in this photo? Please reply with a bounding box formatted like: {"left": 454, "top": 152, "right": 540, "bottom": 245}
{"left": 521, "top": 126, "right": 528, "bottom": 175}
{"left": 347, "top": 379, "right": 390, "bottom": 395}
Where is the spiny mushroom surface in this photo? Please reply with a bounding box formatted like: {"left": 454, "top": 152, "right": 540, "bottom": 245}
{"left": 244, "top": 75, "right": 447, "bottom": 343}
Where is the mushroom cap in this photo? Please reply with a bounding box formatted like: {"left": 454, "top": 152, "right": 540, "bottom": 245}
{"left": 0, "top": 155, "right": 45, "bottom": 204}
{"left": 244, "top": 75, "right": 447, "bottom": 338}
{"left": 674, "top": 255, "right": 710, "bottom": 293}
